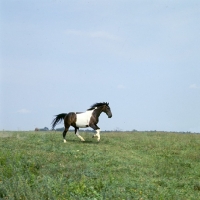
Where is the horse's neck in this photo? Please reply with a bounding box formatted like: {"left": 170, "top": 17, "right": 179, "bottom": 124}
{"left": 93, "top": 108, "right": 103, "bottom": 118}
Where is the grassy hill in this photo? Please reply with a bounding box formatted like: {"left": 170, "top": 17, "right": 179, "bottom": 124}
{"left": 0, "top": 131, "right": 200, "bottom": 199}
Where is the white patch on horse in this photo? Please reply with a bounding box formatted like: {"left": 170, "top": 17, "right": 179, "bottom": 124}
{"left": 75, "top": 110, "right": 94, "bottom": 128}
{"left": 93, "top": 129, "right": 101, "bottom": 141}
{"left": 96, "top": 129, "right": 101, "bottom": 141}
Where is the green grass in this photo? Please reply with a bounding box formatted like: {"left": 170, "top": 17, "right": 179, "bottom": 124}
{"left": 0, "top": 131, "right": 200, "bottom": 199}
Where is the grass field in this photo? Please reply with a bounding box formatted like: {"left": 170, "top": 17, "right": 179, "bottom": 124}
{"left": 0, "top": 131, "right": 200, "bottom": 199}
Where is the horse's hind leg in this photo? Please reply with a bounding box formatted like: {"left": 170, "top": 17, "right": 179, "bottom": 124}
{"left": 63, "top": 126, "right": 69, "bottom": 143}
{"left": 75, "top": 128, "right": 85, "bottom": 141}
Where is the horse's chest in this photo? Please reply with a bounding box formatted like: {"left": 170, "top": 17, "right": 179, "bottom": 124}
{"left": 76, "top": 111, "right": 93, "bottom": 128}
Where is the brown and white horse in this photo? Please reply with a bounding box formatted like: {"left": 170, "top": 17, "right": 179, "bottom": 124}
{"left": 51, "top": 102, "right": 112, "bottom": 142}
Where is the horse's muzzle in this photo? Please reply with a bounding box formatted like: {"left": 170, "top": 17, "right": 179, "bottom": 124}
{"left": 108, "top": 115, "right": 112, "bottom": 118}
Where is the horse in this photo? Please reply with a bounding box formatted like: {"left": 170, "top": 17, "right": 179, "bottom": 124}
{"left": 51, "top": 102, "right": 112, "bottom": 143}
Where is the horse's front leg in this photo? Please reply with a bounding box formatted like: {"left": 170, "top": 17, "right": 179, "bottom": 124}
{"left": 75, "top": 128, "right": 85, "bottom": 141}
{"left": 90, "top": 124, "right": 101, "bottom": 141}
{"left": 93, "top": 129, "right": 101, "bottom": 141}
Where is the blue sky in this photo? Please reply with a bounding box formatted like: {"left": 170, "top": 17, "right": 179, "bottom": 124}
{"left": 1, "top": 0, "right": 200, "bottom": 132}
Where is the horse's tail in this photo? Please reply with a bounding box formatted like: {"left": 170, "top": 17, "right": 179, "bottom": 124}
{"left": 51, "top": 113, "right": 67, "bottom": 130}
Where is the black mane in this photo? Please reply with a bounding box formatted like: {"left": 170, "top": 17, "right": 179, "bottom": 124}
{"left": 87, "top": 102, "right": 109, "bottom": 110}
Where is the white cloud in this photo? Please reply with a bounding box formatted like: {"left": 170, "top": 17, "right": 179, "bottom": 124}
{"left": 65, "top": 29, "right": 119, "bottom": 41}
{"left": 17, "top": 109, "right": 31, "bottom": 114}
{"left": 189, "top": 84, "right": 200, "bottom": 89}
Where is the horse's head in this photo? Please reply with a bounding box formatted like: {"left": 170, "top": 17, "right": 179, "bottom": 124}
{"left": 102, "top": 103, "right": 112, "bottom": 118}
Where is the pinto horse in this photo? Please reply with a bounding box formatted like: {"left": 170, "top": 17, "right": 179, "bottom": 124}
{"left": 51, "top": 102, "right": 112, "bottom": 142}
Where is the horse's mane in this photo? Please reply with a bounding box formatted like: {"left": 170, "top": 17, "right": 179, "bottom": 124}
{"left": 87, "top": 102, "right": 109, "bottom": 110}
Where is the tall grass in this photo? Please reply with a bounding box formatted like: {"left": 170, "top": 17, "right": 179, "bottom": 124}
{"left": 0, "top": 131, "right": 200, "bottom": 199}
